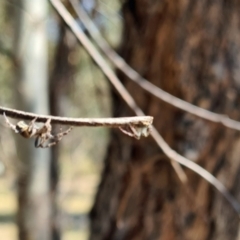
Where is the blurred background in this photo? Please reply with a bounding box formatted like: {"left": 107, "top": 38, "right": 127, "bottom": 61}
{"left": 0, "top": 0, "right": 121, "bottom": 239}
{"left": 1, "top": 0, "right": 240, "bottom": 240}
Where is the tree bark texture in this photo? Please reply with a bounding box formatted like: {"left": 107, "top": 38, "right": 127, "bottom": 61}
{"left": 90, "top": 1, "right": 240, "bottom": 240}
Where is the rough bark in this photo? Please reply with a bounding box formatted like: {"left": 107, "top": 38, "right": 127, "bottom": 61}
{"left": 90, "top": 1, "right": 240, "bottom": 240}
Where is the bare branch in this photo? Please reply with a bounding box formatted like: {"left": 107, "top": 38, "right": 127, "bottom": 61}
{"left": 71, "top": 1, "right": 240, "bottom": 132}
{"left": 49, "top": 0, "right": 240, "bottom": 215}
{"left": 0, "top": 106, "right": 153, "bottom": 129}
{"left": 151, "top": 127, "right": 240, "bottom": 215}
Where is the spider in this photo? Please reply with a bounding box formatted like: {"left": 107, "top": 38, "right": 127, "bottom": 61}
{"left": 3, "top": 113, "right": 72, "bottom": 148}
{"left": 119, "top": 123, "right": 151, "bottom": 139}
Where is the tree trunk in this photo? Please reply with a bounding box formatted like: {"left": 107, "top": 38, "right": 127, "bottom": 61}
{"left": 90, "top": 0, "right": 240, "bottom": 239}
{"left": 49, "top": 21, "right": 77, "bottom": 240}
{"left": 14, "top": 0, "right": 51, "bottom": 239}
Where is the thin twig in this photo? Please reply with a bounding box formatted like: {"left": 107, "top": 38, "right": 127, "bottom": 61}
{"left": 72, "top": 1, "right": 240, "bottom": 132}
{"left": 0, "top": 106, "right": 153, "bottom": 128}
{"left": 151, "top": 127, "right": 240, "bottom": 215}
{"left": 49, "top": 0, "right": 240, "bottom": 215}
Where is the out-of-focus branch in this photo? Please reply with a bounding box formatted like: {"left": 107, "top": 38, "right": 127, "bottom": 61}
{"left": 0, "top": 106, "right": 153, "bottom": 128}
{"left": 49, "top": 0, "right": 240, "bottom": 215}
{"left": 71, "top": 0, "right": 240, "bottom": 132}
{"left": 150, "top": 127, "right": 240, "bottom": 215}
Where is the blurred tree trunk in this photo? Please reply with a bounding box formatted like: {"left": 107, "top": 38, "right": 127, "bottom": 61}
{"left": 49, "top": 21, "right": 77, "bottom": 240}
{"left": 14, "top": 0, "right": 51, "bottom": 240}
{"left": 90, "top": 0, "right": 240, "bottom": 240}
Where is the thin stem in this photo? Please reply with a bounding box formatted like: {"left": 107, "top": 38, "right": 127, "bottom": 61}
{"left": 0, "top": 106, "right": 153, "bottom": 128}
